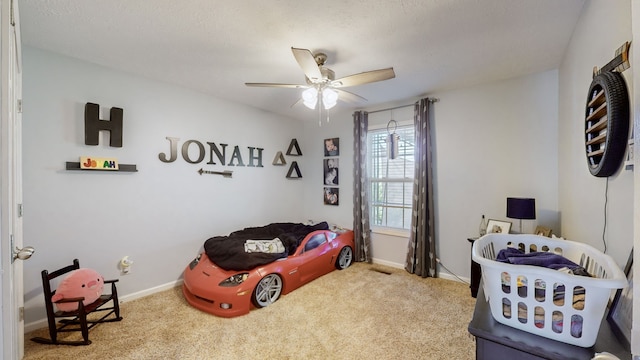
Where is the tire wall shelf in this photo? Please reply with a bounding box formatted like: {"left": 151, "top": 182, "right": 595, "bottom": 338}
{"left": 584, "top": 71, "right": 630, "bottom": 177}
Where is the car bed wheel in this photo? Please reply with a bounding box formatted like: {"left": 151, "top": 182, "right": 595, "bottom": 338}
{"left": 252, "top": 274, "right": 283, "bottom": 308}
{"left": 335, "top": 246, "right": 353, "bottom": 270}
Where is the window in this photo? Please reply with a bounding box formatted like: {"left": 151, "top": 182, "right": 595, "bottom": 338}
{"left": 368, "top": 124, "right": 415, "bottom": 230}
{"left": 304, "top": 233, "right": 327, "bottom": 252}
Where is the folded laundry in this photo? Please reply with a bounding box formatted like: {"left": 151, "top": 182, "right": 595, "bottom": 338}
{"left": 244, "top": 238, "right": 285, "bottom": 254}
{"left": 496, "top": 247, "right": 591, "bottom": 276}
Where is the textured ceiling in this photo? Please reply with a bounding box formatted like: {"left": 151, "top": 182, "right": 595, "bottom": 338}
{"left": 19, "top": 0, "right": 586, "bottom": 122}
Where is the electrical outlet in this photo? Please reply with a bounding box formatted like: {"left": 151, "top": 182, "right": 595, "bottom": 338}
{"left": 120, "top": 256, "right": 133, "bottom": 275}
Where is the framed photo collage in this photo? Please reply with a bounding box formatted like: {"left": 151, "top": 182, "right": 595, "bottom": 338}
{"left": 323, "top": 137, "right": 339, "bottom": 206}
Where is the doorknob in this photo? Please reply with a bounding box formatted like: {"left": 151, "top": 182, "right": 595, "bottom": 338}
{"left": 12, "top": 246, "right": 35, "bottom": 262}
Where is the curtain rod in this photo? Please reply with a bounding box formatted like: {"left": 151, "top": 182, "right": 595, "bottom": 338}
{"left": 366, "top": 98, "right": 440, "bottom": 114}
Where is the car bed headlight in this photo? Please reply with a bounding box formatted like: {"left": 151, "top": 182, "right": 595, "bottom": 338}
{"left": 189, "top": 254, "right": 202, "bottom": 270}
{"left": 219, "top": 273, "right": 249, "bottom": 287}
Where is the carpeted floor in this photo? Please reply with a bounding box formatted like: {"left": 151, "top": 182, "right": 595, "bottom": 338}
{"left": 24, "top": 262, "right": 477, "bottom": 359}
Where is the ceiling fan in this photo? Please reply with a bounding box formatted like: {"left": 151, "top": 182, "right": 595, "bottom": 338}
{"left": 245, "top": 47, "right": 395, "bottom": 111}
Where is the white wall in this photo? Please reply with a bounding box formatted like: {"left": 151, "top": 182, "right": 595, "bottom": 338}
{"left": 560, "top": 1, "right": 636, "bottom": 354}
{"left": 435, "top": 70, "right": 560, "bottom": 278}
{"left": 304, "top": 69, "right": 560, "bottom": 281}
{"left": 632, "top": 0, "right": 640, "bottom": 354}
{"left": 21, "top": 47, "right": 307, "bottom": 325}
{"left": 558, "top": 0, "right": 633, "bottom": 268}
{"left": 300, "top": 109, "right": 354, "bottom": 229}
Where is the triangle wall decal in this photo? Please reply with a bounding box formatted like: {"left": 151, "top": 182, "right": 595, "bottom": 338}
{"left": 286, "top": 139, "right": 302, "bottom": 156}
{"left": 272, "top": 151, "right": 287, "bottom": 165}
{"left": 286, "top": 161, "right": 302, "bottom": 178}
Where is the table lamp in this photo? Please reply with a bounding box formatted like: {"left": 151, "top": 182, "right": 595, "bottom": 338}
{"left": 506, "top": 197, "right": 536, "bottom": 233}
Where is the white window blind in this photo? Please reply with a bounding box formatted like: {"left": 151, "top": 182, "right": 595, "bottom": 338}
{"left": 368, "top": 125, "right": 415, "bottom": 230}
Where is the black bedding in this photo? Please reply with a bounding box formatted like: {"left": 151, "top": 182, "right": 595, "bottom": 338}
{"left": 203, "top": 222, "right": 330, "bottom": 271}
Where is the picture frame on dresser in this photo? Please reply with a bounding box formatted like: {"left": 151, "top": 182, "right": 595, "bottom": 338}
{"left": 486, "top": 219, "right": 511, "bottom": 234}
{"left": 606, "top": 249, "right": 633, "bottom": 351}
{"left": 534, "top": 225, "right": 552, "bottom": 237}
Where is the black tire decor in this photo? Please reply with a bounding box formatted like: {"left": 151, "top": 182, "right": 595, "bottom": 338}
{"left": 584, "top": 72, "right": 630, "bottom": 177}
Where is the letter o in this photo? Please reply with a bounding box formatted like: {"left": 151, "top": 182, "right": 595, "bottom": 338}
{"left": 181, "top": 140, "right": 205, "bottom": 164}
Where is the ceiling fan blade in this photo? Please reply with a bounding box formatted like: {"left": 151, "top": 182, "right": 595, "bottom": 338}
{"left": 335, "top": 88, "right": 367, "bottom": 103}
{"left": 245, "top": 82, "right": 306, "bottom": 88}
{"left": 332, "top": 68, "right": 395, "bottom": 88}
{"left": 291, "top": 47, "right": 323, "bottom": 82}
{"left": 289, "top": 97, "right": 302, "bottom": 108}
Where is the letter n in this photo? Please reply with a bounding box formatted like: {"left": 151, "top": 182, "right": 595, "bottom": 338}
{"left": 85, "top": 102, "right": 123, "bottom": 147}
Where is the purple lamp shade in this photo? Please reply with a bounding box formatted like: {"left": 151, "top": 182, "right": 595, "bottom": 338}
{"left": 506, "top": 198, "right": 536, "bottom": 220}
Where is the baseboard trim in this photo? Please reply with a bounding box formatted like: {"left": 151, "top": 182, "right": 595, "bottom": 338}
{"left": 370, "top": 258, "right": 404, "bottom": 269}
{"left": 24, "top": 279, "right": 184, "bottom": 333}
{"left": 119, "top": 279, "right": 184, "bottom": 304}
{"left": 437, "top": 272, "right": 470, "bottom": 283}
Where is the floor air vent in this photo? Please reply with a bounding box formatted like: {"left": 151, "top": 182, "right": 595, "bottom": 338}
{"left": 370, "top": 268, "right": 392, "bottom": 275}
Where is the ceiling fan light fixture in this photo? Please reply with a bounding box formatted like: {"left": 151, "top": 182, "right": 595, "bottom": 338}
{"left": 322, "top": 88, "right": 338, "bottom": 109}
{"left": 302, "top": 87, "right": 318, "bottom": 109}
{"left": 245, "top": 47, "right": 395, "bottom": 115}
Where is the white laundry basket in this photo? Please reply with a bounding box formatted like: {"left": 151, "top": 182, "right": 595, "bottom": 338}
{"left": 471, "top": 233, "right": 627, "bottom": 347}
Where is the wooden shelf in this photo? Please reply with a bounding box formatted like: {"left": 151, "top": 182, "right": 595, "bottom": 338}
{"left": 587, "top": 148, "right": 605, "bottom": 158}
{"left": 586, "top": 132, "right": 607, "bottom": 146}
{"left": 586, "top": 102, "right": 607, "bottom": 122}
{"left": 587, "top": 89, "right": 605, "bottom": 108}
{"left": 65, "top": 162, "right": 138, "bottom": 172}
{"left": 585, "top": 116, "right": 608, "bottom": 134}
{"left": 585, "top": 87, "right": 609, "bottom": 171}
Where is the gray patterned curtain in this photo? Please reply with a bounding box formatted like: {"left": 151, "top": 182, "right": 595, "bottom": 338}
{"left": 353, "top": 111, "right": 371, "bottom": 262}
{"left": 405, "top": 98, "right": 436, "bottom": 277}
